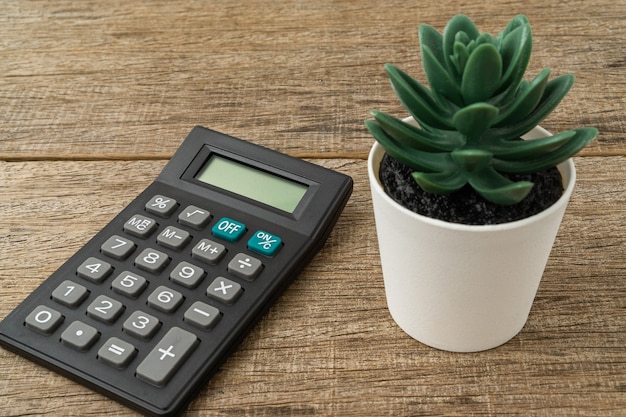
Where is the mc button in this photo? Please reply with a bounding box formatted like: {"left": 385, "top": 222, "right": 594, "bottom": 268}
{"left": 211, "top": 217, "right": 246, "bottom": 242}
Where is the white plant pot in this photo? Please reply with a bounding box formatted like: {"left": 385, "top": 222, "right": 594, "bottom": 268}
{"left": 368, "top": 126, "right": 576, "bottom": 352}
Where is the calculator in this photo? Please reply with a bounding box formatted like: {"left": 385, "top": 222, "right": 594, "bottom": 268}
{"left": 0, "top": 127, "right": 353, "bottom": 417}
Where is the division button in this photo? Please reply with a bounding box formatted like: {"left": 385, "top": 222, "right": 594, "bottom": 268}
{"left": 227, "top": 253, "right": 263, "bottom": 281}
{"left": 136, "top": 327, "right": 198, "bottom": 387}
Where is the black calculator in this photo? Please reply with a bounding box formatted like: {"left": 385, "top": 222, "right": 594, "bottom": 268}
{"left": 0, "top": 127, "right": 353, "bottom": 417}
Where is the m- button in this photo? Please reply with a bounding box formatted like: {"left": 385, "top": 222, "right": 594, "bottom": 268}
{"left": 211, "top": 217, "right": 246, "bottom": 242}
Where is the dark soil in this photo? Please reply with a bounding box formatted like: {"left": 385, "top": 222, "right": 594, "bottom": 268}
{"left": 379, "top": 153, "right": 564, "bottom": 225}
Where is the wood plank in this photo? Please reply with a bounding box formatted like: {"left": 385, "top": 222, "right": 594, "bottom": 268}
{"left": 1, "top": 0, "right": 624, "bottom": 160}
{"left": 0, "top": 156, "right": 624, "bottom": 416}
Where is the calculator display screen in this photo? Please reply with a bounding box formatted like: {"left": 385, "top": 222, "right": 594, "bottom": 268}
{"left": 196, "top": 155, "right": 309, "bottom": 213}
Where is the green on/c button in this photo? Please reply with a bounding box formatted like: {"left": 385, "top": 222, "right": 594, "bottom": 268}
{"left": 247, "top": 230, "right": 282, "bottom": 256}
{"left": 212, "top": 217, "right": 246, "bottom": 242}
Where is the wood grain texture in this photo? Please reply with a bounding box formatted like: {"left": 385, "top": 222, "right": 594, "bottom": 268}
{"left": 1, "top": 0, "right": 625, "bottom": 416}
{"left": 0, "top": 0, "right": 624, "bottom": 160}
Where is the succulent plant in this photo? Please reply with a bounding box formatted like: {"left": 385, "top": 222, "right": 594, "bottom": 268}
{"left": 366, "top": 14, "right": 598, "bottom": 205}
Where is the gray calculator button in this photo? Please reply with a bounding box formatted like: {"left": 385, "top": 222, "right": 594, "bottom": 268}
{"left": 178, "top": 205, "right": 211, "bottom": 229}
{"left": 98, "top": 337, "right": 136, "bottom": 369}
{"left": 123, "top": 310, "right": 160, "bottom": 340}
{"left": 101, "top": 235, "right": 136, "bottom": 260}
{"left": 77, "top": 257, "right": 113, "bottom": 283}
{"left": 170, "top": 261, "right": 205, "bottom": 288}
{"left": 124, "top": 214, "right": 157, "bottom": 238}
{"left": 52, "top": 280, "right": 88, "bottom": 308}
{"left": 157, "top": 226, "right": 191, "bottom": 250}
{"left": 111, "top": 271, "right": 147, "bottom": 298}
{"left": 24, "top": 305, "right": 63, "bottom": 335}
{"left": 87, "top": 295, "right": 125, "bottom": 324}
{"left": 135, "top": 248, "right": 170, "bottom": 273}
{"left": 145, "top": 195, "right": 178, "bottom": 217}
{"left": 136, "top": 327, "right": 198, "bottom": 387}
{"left": 191, "top": 239, "right": 226, "bottom": 265}
{"left": 227, "top": 253, "right": 263, "bottom": 281}
{"left": 147, "top": 286, "right": 184, "bottom": 313}
{"left": 61, "top": 321, "right": 99, "bottom": 351}
{"left": 206, "top": 277, "right": 242, "bottom": 304}
{"left": 184, "top": 301, "right": 221, "bottom": 330}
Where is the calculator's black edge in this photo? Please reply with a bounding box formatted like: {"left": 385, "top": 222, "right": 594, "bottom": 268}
{"left": 0, "top": 335, "right": 180, "bottom": 417}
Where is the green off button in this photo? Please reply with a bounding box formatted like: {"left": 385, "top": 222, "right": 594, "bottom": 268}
{"left": 247, "top": 230, "right": 282, "bottom": 257}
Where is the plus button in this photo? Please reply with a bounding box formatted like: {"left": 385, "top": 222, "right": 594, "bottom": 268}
{"left": 158, "top": 345, "right": 176, "bottom": 361}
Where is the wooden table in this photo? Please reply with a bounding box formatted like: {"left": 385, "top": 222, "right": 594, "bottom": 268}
{"left": 1, "top": 1, "right": 624, "bottom": 415}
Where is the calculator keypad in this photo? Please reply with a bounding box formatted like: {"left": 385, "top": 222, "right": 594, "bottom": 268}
{"left": 19, "top": 194, "right": 282, "bottom": 390}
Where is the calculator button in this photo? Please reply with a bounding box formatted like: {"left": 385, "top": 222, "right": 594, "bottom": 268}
{"left": 52, "top": 280, "right": 89, "bottom": 308}
{"left": 136, "top": 327, "right": 198, "bottom": 387}
{"left": 24, "top": 305, "right": 64, "bottom": 335}
{"left": 101, "top": 235, "right": 136, "bottom": 260}
{"left": 123, "top": 310, "right": 161, "bottom": 340}
{"left": 247, "top": 230, "right": 283, "bottom": 257}
{"left": 207, "top": 277, "right": 242, "bottom": 304}
{"left": 98, "top": 337, "right": 137, "bottom": 369}
{"left": 124, "top": 214, "right": 158, "bottom": 238}
{"left": 111, "top": 271, "right": 148, "bottom": 298}
{"left": 170, "top": 261, "right": 205, "bottom": 288}
{"left": 157, "top": 226, "right": 191, "bottom": 250}
{"left": 227, "top": 253, "right": 263, "bottom": 281}
{"left": 135, "top": 248, "right": 170, "bottom": 273}
{"left": 191, "top": 239, "right": 226, "bottom": 265}
{"left": 212, "top": 217, "right": 246, "bottom": 242}
{"left": 87, "top": 295, "right": 125, "bottom": 324}
{"left": 147, "top": 286, "right": 184, "bottom": 313}
{"left": 178, "top": 205, "right": 211, "bottom": 229}
{"left": 61, "top": 321, "right": 99, "bottom": 351}
{"left": 145, "top": 195, "right": 178, "bottom": 217}
{"left": 77, "top": 257, "right": 113, "bottom": 283}
{"left": 184, "top": 301, "right": 221, "bottom": 330}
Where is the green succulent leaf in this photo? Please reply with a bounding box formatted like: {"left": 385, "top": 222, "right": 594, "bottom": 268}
{"left": 495, "top": 20, "right": 532, "bottom": 98}
{"left": 451, "top": 149, "right": 493, "bottom": 172}
{"left": 451, "top": 40, "right": 469, "bottom": 75}
{"left": 412, "top": 170, "right": 467, "bottom": 193}
{"left": 494, "top": 68, "right": 550, "bottom": 126}
{"left": 385, "top": 64, "right": 456, "bottom": 130}
{"left": 370, "top": 110, "right": 464, "bottom": 151}
{"left": 443, "top": 15, "right": 480, "bottom": 80}
{"left": 419, "top": 24, "right": 446, "bottom": 70}
{"left": 452, "top": 102, "right": 499, "bottom": 139}
{"left": 489, "top": 129, "right": 576, "bottom": 159}
{"left": 365, "top": 119, "right": 454, "bottom": 172}
{"left": 492, "top": 127, "right": 599, "bottom": 173}
{"left": 467, "top": 168, "right": 534, "bottom": 205}
{"left": 461, "top": 43, "right": 503, "bottom": 104}
{"left": 486, "top": 74, "right": 575, "bottom": 141}
{"left": 423, "top": 45, "right": 464, "bottom": 105}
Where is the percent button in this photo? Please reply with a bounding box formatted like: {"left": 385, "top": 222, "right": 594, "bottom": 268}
{"left": 247, "top": 230, "right": 282, "bottom": 257}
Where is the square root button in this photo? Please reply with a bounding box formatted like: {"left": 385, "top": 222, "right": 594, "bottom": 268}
{"left": 247, "top": 230, "right": 282, "bottom": 257}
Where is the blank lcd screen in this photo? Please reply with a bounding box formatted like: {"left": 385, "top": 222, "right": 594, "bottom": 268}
{"left": 196, "top": 155, "right": 309, "bottom": 213}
